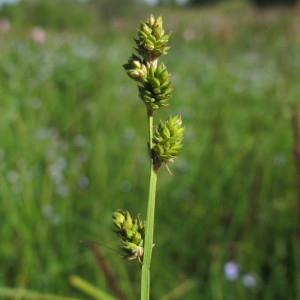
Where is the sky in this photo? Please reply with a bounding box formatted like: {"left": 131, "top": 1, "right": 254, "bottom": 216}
{"left": 0, "top": 0, "right": 20, "bottom": 7}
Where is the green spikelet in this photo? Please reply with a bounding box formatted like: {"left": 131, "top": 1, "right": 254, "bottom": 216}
{"left": 123, "top": 54, "right": 149, "bottom": 83}
{"left": 123, "top": 14, "right": 172, "bottom": 113}
{"left": 134, "top": 14, "right": 171, "bottom": 61}
{"left": 153, "top": 115, "right": 184, "bottom": 167}
{"left": 112, "top": 210, "right": 145, "bottom": 263}
{"left": 139, "top": 63, "right": 173, "bottom": 111}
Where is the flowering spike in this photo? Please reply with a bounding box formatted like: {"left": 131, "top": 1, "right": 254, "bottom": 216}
{"left": 123, "top": 54, "right": 148, "bottom": 83}
{"left": 134, "top": 14, "right": 171, "bottom": 62}
{"left": 138, "top": 63, "right": 173, "bottom": 112}
{"left": 112, "top": 211, "right": 125, "bottom": 229}
{"left": 112, "top": 210, "right": 145, "bottom": 264}
{"left": 153, "top": 115, "right": 184, "bottom": 168}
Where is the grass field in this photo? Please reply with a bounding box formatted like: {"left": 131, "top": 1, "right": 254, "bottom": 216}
{"left": 1, "top": 1, "right": 300, "bottom": 299}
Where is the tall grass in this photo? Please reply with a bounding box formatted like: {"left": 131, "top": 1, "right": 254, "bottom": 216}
{"left": 1, "top": 1, "right": 300, "bottom": 299}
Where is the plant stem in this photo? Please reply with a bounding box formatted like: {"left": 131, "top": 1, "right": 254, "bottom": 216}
{"left": 141, "top": 111, "right": 158, "bottom": 300}
{"left": 0, "top": 286, "right": 83, "bottom": 300}
{"left": 69, "top": 275, "right": 116, "bottom": 300}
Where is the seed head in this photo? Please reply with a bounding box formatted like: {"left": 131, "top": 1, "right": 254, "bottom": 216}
{"left": 153, "top": 115, "right": 184, "bottom": 167}
{"left": 112, "top": 210, "right": 145, "bottom": 263}
{"left": 123, "top": 54, "right": 149, "bottom": 83}
{"left": 139, "top": 63, "right": 173, "bottom": 112}
{"left": 134, "top": 14, "right": 171, "bottom": 61}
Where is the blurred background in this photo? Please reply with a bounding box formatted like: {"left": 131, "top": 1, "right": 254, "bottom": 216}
{"left": 1, "top": 0, "right": 300, "bottom": 299}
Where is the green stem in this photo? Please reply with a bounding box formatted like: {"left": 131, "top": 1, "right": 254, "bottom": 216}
{"left": 141, "top": 111, "right": 158, "bottom": 300}
{"left": 0, "top": 286, "right": 83, "bottom": 300}
{"left": 69, "top": 275, "right": 116, "bottom": 300}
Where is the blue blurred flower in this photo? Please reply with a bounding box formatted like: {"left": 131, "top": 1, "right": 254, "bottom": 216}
{"left": 78, "top": 175, "right": 89, "bottom": 189}
{"left": 224, "top": 261, "right": 239, "bottom": 281}
{"left": 242, "top": 273, "right": 257, "bottom": 288}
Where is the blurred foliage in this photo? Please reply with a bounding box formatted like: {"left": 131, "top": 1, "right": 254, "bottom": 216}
{"left": 90, "top": 0, "right": 140, "bottom": 19}
{"left": 145, "top": 0, "right": 297, "bottom": 6}
{"left": 188, "top": 0, "right": 225, "bottom": 5}
{"left": 0, "top": 0, "right": 98, "bottom": 29}
{"left": 249, "top": 0, "right": 297, "bottom": 7}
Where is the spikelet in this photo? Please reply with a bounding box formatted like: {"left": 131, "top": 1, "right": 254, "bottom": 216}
{"left": 139, "top": 63, "right": 173, "bottom": 111}
{"left": 112, "top": 210, "right": 145, "bottom": 263}
{"left": 134, "top": 14, "right": 171, "bottom": 61}
{"left": 153, "top": 115, "right": 184, "bottom": 166}
{"left": 123, "top": 14, "right": 173, "bottom": 113}
{"left": 123, "top": 54, "right": 149, "bottom": 83}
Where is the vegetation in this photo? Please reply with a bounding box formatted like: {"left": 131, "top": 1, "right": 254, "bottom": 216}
{"left": 1, "top": 1, "right": 300, "bottom": 299}
{"left": 248, "top": 0, "right": 297, "bottom": 7}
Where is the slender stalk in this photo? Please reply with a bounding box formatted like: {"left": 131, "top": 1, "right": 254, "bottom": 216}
{"left": 69, "top": 275, "right": 116, "bottom": 300}
{"left": 141, "top": 111, "right": 158, "bottom": 300}
{"left": 0, "top": 286, "right": 83, "bottom": 300}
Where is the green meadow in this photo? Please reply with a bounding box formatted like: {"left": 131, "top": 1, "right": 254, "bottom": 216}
{"left": 1, "top": 1, "right": 300, "bottom": 299}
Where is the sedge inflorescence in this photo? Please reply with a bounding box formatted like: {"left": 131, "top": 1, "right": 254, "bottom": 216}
{"left": 112, "top": 210, "right": 145, "bottom": 263}
{"left": 124, "top": 14, "right": 184, "bottom": 167}
{"left": 113, "top": 14, "right": 184, "bottom": 264}
{"left": 123, "top": 14, "right": 173, "bottom": 113}
{"left": 153, "top": 115, "right": 184, "bottom": 168}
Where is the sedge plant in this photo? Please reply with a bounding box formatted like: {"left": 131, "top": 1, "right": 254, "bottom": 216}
{"left": 112, "top": 14, "right": 184, "bottom": 300}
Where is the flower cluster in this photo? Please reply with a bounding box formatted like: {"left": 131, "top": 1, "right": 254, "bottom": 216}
{"left": 153, "top": 115, "right": 184, "bottom": 167}
{"left": 138, "top": 63, "right": 173, "bottom": 111}
{"left": 112, "top": 210, "right": 145, "bottom": 263}
{"left": 134, "top": 15, "right": 170, "bottom": 61}
{"left": 124, "top": 14, "right": 184, "bottom": 168}
{"left": 224, "top": 261, "right": 257, "bottom": 288}
{"left": 123, "top": 54, "right": 149, "bottom": 83}
{"left": 123, "top": 14, "right": 173, "bottom": 113}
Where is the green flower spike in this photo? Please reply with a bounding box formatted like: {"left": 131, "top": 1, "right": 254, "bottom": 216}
{"left": 153, "top": 115, "right": 184, "bottom": 169}
{"left": 123, "top": 54, "right": 149, "bottom": 83}
{"left": 134, "top": 14, "right": 171, "bottom": 62}
{"left": 112, "top": 210, "right": 145, "bottom": 263}
{"left": 139, "top": 63, "right": 173, "bottom": 112}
